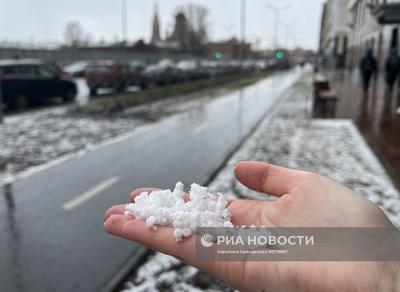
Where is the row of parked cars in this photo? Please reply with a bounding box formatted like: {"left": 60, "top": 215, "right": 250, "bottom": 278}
{"left": 0, "top": 57, "right": 290, "bottom": 110}
{"left": 64, "top": 58, "right": 282, "bottom": 97}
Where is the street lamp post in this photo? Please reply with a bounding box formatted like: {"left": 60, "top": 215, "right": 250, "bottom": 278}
{"left": 121, "top": 0, "right": 128, "bottom": 45}
{"left": 240, "top": 0, "right": 247, "bottom": 60}
{"left": 267, "top": 3, "right": 291, "bottom": 49}
{"left": 282, "top": 21, "right": 297, "bottom": 50}
{"left": 0, "top": 80, "right": 3, "bottom": 124}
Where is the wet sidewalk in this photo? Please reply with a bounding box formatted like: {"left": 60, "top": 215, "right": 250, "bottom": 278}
{"left": 321, "top": 70, "right": 400, "bottom": 189}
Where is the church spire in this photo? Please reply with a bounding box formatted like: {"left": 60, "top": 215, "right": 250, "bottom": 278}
{"left": 150, "top": 2, "right": 162, "bottom": 45}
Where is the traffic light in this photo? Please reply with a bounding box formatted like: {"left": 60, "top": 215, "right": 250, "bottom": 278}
{"left": 215, "top": 51, "right": 223, "bottom": 60}
{"left": 275, "top": 50, "right": 284, "bottom": 59}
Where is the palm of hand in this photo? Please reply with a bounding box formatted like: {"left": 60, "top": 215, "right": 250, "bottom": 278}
{"left": 104, "top": 161, "right": 393, "bottom": 292}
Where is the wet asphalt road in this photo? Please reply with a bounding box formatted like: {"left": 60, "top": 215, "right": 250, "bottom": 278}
{"left": 0, "top": 68, "right": 304, "bottom": 292}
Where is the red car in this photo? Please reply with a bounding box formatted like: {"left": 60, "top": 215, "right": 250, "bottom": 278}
{"left": 85, "top": 61, "right": 145, "bottom": 96}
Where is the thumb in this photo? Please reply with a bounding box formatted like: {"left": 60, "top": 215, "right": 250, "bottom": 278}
{"left": 234, "top": 161, "right": 305, "bottom": 196}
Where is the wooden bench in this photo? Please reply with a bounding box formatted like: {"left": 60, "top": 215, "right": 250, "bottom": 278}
{"left": 313, "top": 74, "right": 338, "bottom": 116}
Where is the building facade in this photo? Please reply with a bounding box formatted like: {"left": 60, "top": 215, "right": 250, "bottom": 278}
{"left": 166, "top": 12, "right": 191, "bottom": 51}
{"left": 207, "top": 38, "right": 252, "bottom": 60}
{"left": 150, "top": 3, "right": 162, "bottom": 46}
{"left": 346, "top": 0, "right": 400, "bottom": 71}
{"left": 149, "top": 5, "right": 204, "bottom": 53}
{"left": 319, "top": 0, "right": 349, "bottom": 69}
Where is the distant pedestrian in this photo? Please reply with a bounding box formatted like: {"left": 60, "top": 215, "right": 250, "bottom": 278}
{"left": 385, "top": 48, "right": 400, "bottom": 94}
{"left": 359, "top": 49, "right": 377, "bottom": 96}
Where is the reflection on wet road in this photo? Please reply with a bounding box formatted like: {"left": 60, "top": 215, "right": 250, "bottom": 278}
{"left": 0, "top": 68, "right": 305, "bottom": 292}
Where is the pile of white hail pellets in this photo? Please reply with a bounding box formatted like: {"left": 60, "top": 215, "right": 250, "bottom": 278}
{"left": 125, "top": 182, "right": 233, "bottom": 241}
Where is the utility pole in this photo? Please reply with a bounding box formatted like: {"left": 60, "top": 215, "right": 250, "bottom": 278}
{"left": 267, "top": 3, "right": 291, "bottom": 49}
{"left": 0, "top": 80, "right": 3, "bottom": 124}
{"left": 240, "top": 0, "right": 247, "bottom": 60}
{"left": 282, "top": 21, "right": 297, "bottom": 50}
{"left": 121, "top": 0, "right": 128, "bottom": 45}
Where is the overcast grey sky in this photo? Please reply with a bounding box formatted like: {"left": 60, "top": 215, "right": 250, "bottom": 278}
{"left": 0, "top": 0, "right": 324, "bottom": 50}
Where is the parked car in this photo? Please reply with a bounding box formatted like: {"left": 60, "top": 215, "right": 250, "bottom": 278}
{"left": 143, "top": 59, "right": 183, "bottom": 87}
{"left": 85, "top": 60, "right": 145, "bottom": 96}
{"left": 63, "top": 61, "right": 92, "bottom": 77}
{"left": 0, "top": 59, "right": 77, "bottom": 110}
{"left": 200, "top": 60, "right": 225, "bottom": 77}
{"left": 128, "top": 60, "right": 146, "bottom": 73}
{"left": 176, "top": 60, "right": 210, "bottom": 82}
{"left": 275, "top": 58, "right": 291, "bottom": 70}
{"left": 128, "top": 60, "right": 147, "bottom": 89}
{"left": 255, "top": 59, "right": 269, "bottom": 71}
{"left": 220, "top": 60, "right": 242, "bottom": 75}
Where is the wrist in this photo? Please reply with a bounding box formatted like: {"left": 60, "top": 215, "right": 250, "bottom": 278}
{"left": 379, "top": 262, "right": 400, "bottom": 292}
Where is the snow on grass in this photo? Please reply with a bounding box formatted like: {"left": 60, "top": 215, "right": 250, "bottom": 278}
{"left": 121, "top": 75, "right": 400, "bottom": 291}
{"left": 0, "top": 107, "right": 138, "bottom": 185}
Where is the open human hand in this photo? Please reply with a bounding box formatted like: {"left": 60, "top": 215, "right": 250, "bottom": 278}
{"left": 104, "top": 161, "right": 399, "bottom": 292}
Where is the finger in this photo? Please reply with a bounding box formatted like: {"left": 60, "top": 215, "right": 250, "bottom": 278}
{"left": 234, "top": 161, "right": 306, "bottom": 196}
{"left": 104, "top": 204, "right": 126, "bottom": 221}
{"left": 104, "top": 214, "right": 222, "bottom": 280}
{"left": 130, "top": 188, "right": 160, "bottom": 202}
{"left": 104, "top": 214, "right": 201, "bottom": 265}
{"left": 228, "top": 199, "right": 272, "bottom": 226}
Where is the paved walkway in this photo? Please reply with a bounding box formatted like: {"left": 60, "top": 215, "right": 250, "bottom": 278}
{"left": 325, "top": 70, "right": 400, "bottom": 189}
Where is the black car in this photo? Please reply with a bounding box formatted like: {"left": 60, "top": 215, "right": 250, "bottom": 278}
{"left": 0, "top": 59, "right": 77, "bottom": 110}
{"left": 143, "top": 59, "right": 183, "bottom": 87}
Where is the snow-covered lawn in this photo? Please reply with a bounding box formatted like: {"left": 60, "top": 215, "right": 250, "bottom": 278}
{"left": 0, "top": 107, "right": 138, "bottom": 184}
{"left": 120, "top": 75, "right": 400, "bottom": 292}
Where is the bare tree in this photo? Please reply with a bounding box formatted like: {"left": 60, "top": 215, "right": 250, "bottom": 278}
{"left": 82, "top": 33, "right": 94, "bottom": 47}
{"left": 185, "top": 3, "right": 209, "bottom": 53}
{"left": 189, "top": 4, "right": 208, "bottom": 42}
{"left": 64, "top": 21, "right": 85, "bottom": 48}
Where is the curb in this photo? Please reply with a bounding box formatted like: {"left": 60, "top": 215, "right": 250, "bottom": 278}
{"left": 100, "top": 246, "right": 149, "bottom": 292}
